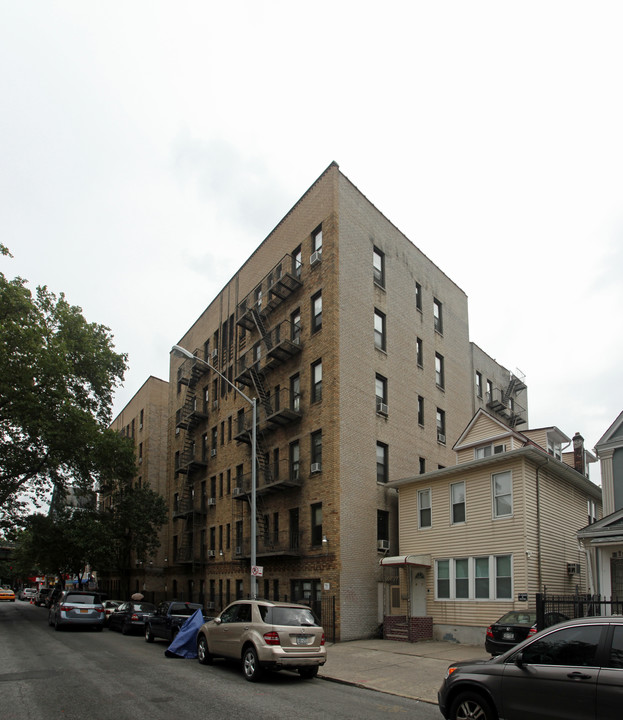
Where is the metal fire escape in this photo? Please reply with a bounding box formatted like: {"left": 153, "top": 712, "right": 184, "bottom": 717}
{"left": 486, "top": 371, "right": 527, "bottom": 428}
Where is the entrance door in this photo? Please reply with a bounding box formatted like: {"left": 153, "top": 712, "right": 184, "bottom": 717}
{"left": 611, "top": 558, "right": 623, "bottom": 597}
{"left": 410, "top": 571, "right": 427, "bottom": 616}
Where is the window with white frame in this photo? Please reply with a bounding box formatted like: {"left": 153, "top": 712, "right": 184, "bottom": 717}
{"left": 475, "top": 371, "right": 482, "bottom": 398}
{"left": 312, "top": 225, "right": 323, "bottom": 254}
{"left": 435, "top": 555, "right": 513, "bottom": 600}
{"left": 435, "top": 353, "right": 445, "bottom": 389}
{"left": 451, "top": 481, "right": 465, "bottom": 524}
{"left": 373, "top": 246, "right": 385, "bottom": 287}
{"left": 375, "top": 374, "right": 387, "bottom": 413}
{"left": 493, "top": 470, "right": 513, "bottom": 518}
{"left": 433, "top": 298, "right": 443, "bottom": 334}
{"left": 374, "top": 309, "right": 386, "bottom": 351}
{"left": 418, "top": 488, "right": 431, "bottom": 528}
{"left": 475, "top": 443, "right": 506, "bottom": 459}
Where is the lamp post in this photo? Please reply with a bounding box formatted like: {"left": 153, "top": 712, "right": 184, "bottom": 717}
{"left": 171, "top": 344, "right": 258, "bottom": 599}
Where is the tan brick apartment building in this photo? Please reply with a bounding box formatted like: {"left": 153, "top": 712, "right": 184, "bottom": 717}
{"left": 161, "top": 162, "right": 528, "bottom": 641}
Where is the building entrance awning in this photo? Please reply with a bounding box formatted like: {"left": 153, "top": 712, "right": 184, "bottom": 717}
{"left": 379, "top": 554, "right": 432, "bottom": 568}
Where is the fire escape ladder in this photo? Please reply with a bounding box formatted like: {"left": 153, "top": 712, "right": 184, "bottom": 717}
{"left": 248, "top": 366, "right": 273, "bottom": 417}
{"left": 251, "top": 308, "right": 272, "bottom": 350}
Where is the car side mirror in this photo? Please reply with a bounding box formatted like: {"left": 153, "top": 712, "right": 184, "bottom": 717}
{"left": 514, "top": 651, "right": 524, "bottom": 668}
{"left": 214, "top": 617, "right": 222, "bottom": 625}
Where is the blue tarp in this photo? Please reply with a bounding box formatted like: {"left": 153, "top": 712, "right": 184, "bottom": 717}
{"left": 164, "top": 608, "right": 204, "bottom": 659}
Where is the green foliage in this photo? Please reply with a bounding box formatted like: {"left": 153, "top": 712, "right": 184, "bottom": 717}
{"left": 0, "top": 248, "right": 135, "bottom": 528}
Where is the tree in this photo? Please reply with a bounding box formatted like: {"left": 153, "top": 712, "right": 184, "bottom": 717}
{"left": 0, "top": 245, "right": 136, "bottom": 529}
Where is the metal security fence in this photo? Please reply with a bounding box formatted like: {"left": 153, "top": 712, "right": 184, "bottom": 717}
{"left": 536, "top": 592, "right": 623, "bottom": 631}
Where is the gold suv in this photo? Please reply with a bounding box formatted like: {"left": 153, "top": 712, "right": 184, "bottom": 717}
{"left": 196, "top": 599, "right": 326, "bottom": 681}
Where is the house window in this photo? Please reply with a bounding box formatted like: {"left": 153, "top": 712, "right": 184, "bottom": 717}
{"left": 418, "top": 488, "right": 431, "bottom": 528}
{"left": 312, "top": 225, "right": 323, "bottom": 254}
{"left": 377, "top": 509, "right": 389, "bottom": 543}
{"left": 493, "top": 470, "right": 512, "bottom": 517}
{"left": 311, "top": 360, "right": 322, "bottom": 403}
{"left": 311, "top": 430, "right": 322, "bottom": 468}
{"left": 415, "top": 281, "right": 422, "bottom": 312}
{"left": 451, "top": 481, "right": 466, "bottom": 524}
{"left": 375, "top": 374, "right": 387, "bottom": 413}
{"left": 418, "top": 396, "right": 424, "bottom": 426}
{"left": 373, "top": 246, "right": 385, "bottom": 287}
{"left": 455, "top": 558, "right": 469, "bottom": 599}
{"left": 290, "top": 440, "right": 300, "bottom": 481}
{"left": 290, "top": 373, "right": 301, "bottom": 412}
{"left": 311, "top": 291, "right": 322, "bottom": 333}
{"left": 291, "top": 308, "right": 301, "bottom": 344}
{"left": 475, "top": 443, "right": 506, "bottom": 459}
{"left": 436, "top": 408, "right": 446, "bottom": 443}
{"left": 419, "top": 457, "right": 426, "bottom": 474}
{"left": 496, "top": 555, "right": 512, "bottom": 599}
{"left": 376, "top": 442, "right": 388, "bottom": 483}
{"left": 436, "top": 559, "right": 450, "bottom": 599}
{"left": 435, "top": 353, "right": 445, "bottom": 389}
{"left": 475, "top": 371, "right": 482, "bottom": 398}
{"left": 311, "top": 503, "right": 323, "bottom": 546}
{"left": 416, "top": 337, "right": 423, "bottom": 367}
{"left": 374, "top": 309, "right": 386, "bottom": 351}
{"left": 588, "top": 500, "right": 598, "bottom": 525}
{"left": 433, "top": 298, "right": 443, "bottom": 334}
{"left": 475, "top": 556, "right": 489, "bottom": 599}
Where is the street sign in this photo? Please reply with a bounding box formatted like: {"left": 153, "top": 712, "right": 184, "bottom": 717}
{"left": 251, "top": 566, "right": 263, "bottom": 577}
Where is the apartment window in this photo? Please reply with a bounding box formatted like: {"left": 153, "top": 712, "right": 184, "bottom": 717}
{"left": 374, "top": 309, "right": 386, "bottom": 351}
{"left": 373, "top": 246, "right": 385, "bottom": 287}
{"left": 433, "top": 298, "right": 443, "bottom": 334}
{"left": 375, "top": 374, "right": 387, "bottom": 412}
{"left": 273, "top": 512, "right": 279, "bottom": 545}
{"left": 451, "top": 481, "right": 466, "bottom": 524}
{"left": 139, "top": 409, "right": 144, "bottom": 430}
{"left": 311, "top": 291, "right": 322, "bottom": 333}
{"left": 455, "top": 558, "right": 469, "bottom": 599}
{"left": 418, "top": 395, "right": 424, "bottom": 426}
{"left": 435, "top": 353, "right": 445, "bottom": 389}
{"left": 311, "top": 430, "right": 322, "bottom": 469}
{"left": 292, "top": 245, "right": 302, "bottom": 277}
{"left": 376, "top": 442, "right": 388, "bottom": 483}
{"left": 436, "top": 408, "right": 446, "bottom": 443}
{"left": 377, "top": 509, "right": 389, "bottom": 543}
{"left": 228, "top": 416, "right": 232, "bottom": 442}
{"left": 486, "top": 379, "right": 493, "bottom": 402}
{"left": 415, "top": 281, "right": 422, "bottom": 312}
{"left": 418, "top": 488, "right": 432, "bottom": 528}
{"left": 226, "top": 523, "right": 231, "bottom": 549}
{"left": 311, "top": 503, "right": 323, "bottom": 546}
{"left": 290, "top": 373, "right": 301, "bottom": 412}
{"left": 416, "top": 337, "right": 423, "bottom": 367}
{"left": 138, "top": 442, "right": 143, "bottom": 463}
{"left": 493, "top": 470, "right": 513, "bottom": 518}
{"left": 291, "top": 308, "right": 301, "bottom": 344}
{"left": 290, "top": 440, "right": 300, "bottom": 481}
{"left": 311, "top": 360, "right": 322, "bottom": 403}
{"left": 312, "top": 224, "right": 323, "bottom": 254}
{"left": 273, "top": 448, "right": 280, "bottom": 479}
{"left": 475, "top": 371, "right": 482, "bottom": 398}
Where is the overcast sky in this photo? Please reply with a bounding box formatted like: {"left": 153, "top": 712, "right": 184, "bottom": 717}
{"left": 2, "top": 1, "right": 622, "bottom": 484}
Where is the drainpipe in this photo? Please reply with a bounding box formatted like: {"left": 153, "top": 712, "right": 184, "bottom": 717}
{"left": 580, "top": 539, "right": 595, "bottom": 595}
{"left": 535, "top": 458, "right": 551, "bottom": 592}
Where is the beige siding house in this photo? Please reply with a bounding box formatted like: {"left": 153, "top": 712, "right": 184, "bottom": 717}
{"left": 384, "top": 409, "right": 602, "bottom": 645}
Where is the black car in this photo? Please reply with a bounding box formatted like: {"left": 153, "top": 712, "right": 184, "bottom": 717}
{"left": 439, "top": 615, "right": 623, "bottom": 720}
{"left": 485, "top": 610, "right": 568, "bottom": 655}
{"left": 108, "top": 601, "right": 156, "bottom": 635}
{"left": 45, "top": 587, "right": 63, "bottom": 609}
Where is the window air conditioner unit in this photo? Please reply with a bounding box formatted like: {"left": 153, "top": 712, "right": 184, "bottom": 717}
{"left": 310, "top": 251, "right": 321, "bottom": 266}
{"left": 437, "top": 433, "right": 446, "bottom": 443}
{"left": 376, "top": 400, "right": 389, "bottom": 415}
{"left": 206, "top": 601, "right": 215, "bottom": 610}
{"left": 207, "top": 550, "right": 215, "bottom": 558}
{"left": 377, "top": 539, "right": 390, "bottom": 551}
{"left": 211, "top": 449, "right": 217, "bottom": 457}
{"left": 567, "top": 562, "right": 581, "bottom": 575}
{"left": 310, "top": 463, "right": 321, "bottom": 474}
{"left": 212, "top": 400, "right": 218, "bottom": 409}
{"left": 235, "top": 546, "right": 242, "bottom": 556}
{"left": 207, "top": 498, "right": 216, "bottom": 506}
{"left": 232, "top": 487, "right": 242, "bottom": 496}
{"left": 211, "top": 349, "right": 218, "bottom": 360}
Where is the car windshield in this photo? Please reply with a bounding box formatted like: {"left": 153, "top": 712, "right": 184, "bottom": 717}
{"left": 133, "top": 603, "right": 155, "bottom": 612}
{"left": 260, "top": 606, "right": 319, "bottom": 626}
{"left": 496, "top": 611, "right": 536, "bottom": 625}
{"left": 65, "top": 594, "right": 101, "bottom": 604}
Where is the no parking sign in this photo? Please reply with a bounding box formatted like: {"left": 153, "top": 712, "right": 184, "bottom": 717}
{"left": 251, "top": 566, "right": 263, "bottom": 577}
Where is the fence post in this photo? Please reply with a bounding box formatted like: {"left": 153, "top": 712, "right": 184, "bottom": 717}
{"left": 536, "top": 592, "right": 544, "bottom": 631}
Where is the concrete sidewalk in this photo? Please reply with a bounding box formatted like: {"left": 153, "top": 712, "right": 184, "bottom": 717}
{"left": 319, "top": 639, "right": 490, "bottom": 704}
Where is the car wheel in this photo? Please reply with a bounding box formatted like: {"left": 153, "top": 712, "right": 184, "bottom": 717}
{"left": 122, "top": 620, "right": 130, "bottom": 636}
{"left": 298, "top": 666, "right": 318, "bottom": 680}
{"left": 450, "top": 691, "right": 496, "bottom": 720}
{"left": 54, "top": 617, "right": 61, "bottom": 631}
{"left": 242, "top": 646, "right": 263, "bottom": 682}
{"left": 145, "top": 624, "right": 154, "bottom": 643}
{"left": 197, "top": 635, "right": 213, "bottom": 665}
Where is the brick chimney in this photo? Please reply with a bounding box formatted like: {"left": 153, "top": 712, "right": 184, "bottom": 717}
{"left": 572, "top": 432, "right": 585, "bottom": 475}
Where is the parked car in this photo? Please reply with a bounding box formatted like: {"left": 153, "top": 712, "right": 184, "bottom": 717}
{"left": 196, "top": 599, "right": 326, "bottom": 682}
{"left": 485, "top": 610, "right": 568, "bottom": 655}
{"left": 144, "top": 600, "right": 206, "bottom": 644}
{"left": 108, "top": 601, "right": 156, "bottom": 635}
{"left": 45, "top": 587, "right": 63, "bottom": 609}
{"left": 439, "top": 615, "right": 623, "bottom": 720}
{"left": 18, "top": 588, "right": 37, "bottom": 601}
{"left": 0, "top": 587, "right": 16, "bottom": 602}
{"left": 34, "top": 588, "right": 52, "bottom": 607}
{"left": 47, "top": 590, "right": 106, "bottom": 631}
{"left": 102, "top": 599, "right": 123, "bottom": 625}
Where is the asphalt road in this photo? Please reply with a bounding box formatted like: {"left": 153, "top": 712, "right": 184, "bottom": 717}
{"left": 0, "top": 600, "right": 441, "bottom": 720}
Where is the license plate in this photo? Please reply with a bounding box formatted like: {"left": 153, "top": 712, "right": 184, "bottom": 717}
{"left": 296, "top": 635, "right": 312, "bottom": 646}
{"left": 503, "top": 632, "right": 514, "bottom": 640}
{"left": 80, "top": 609, "right": 89, "bottom": 614}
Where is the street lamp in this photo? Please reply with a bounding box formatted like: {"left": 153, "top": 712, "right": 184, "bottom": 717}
{"left": 171, "top": 344, "right": 258, "bottom": 599}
